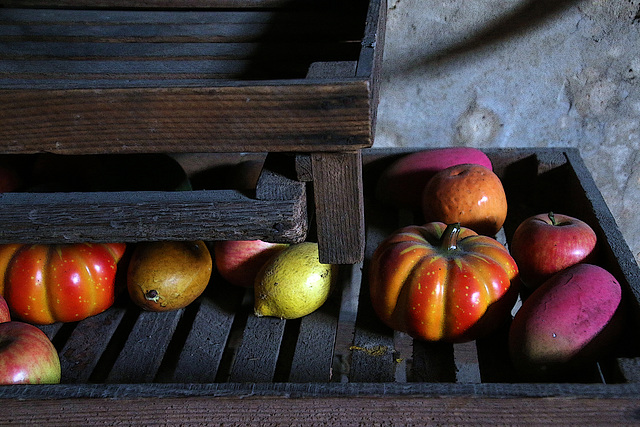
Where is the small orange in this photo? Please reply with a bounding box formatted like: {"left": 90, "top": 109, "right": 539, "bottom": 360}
{"left": 422, "top": 164, "right": 507, "bottom": 236}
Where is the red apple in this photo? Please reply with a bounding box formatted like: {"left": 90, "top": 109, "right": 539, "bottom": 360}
{"left": 375, "top": 147, "right": 493, "bottom": 209}
{"left": 0, "top": 321, "right": 61, "bottom": 384}
{"left": 0, "top": 295, "right": 9, "bottom": 323}
{"left": 214, "top": 240, "right": 288, "bottom": 287}
{"left": 509, "top": 212, "right": 598, "bottom": 289}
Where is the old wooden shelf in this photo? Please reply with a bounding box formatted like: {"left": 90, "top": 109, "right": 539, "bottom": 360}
{"left": 0, "top": 0, "right": 388, "bottom": 263}
{"left": 2, "top": 147, "right": 640, "bottom": 424}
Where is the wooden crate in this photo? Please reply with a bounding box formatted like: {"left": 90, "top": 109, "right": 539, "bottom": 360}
{"left": 2, "top": 147, "right": 640, "bottom": 424}
{"left": 0, "top": 0, "right": 388, "bottom": 263}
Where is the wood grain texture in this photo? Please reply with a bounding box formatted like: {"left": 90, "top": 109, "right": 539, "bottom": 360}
{"left": 0, "top": 0, "right": 329, "bottom": 8}
{"left": 228, "top": 315, "right": 286, "bottom": 383}
{"left": 4, "top": 395, "right": 640, "bottom": 425}
{"left": 105, "top": 309, "right": 184, "bottom": 384}
{"left": 58, "top": 305, "right": 128, "bottom": 383}
{"left": 0, "top": 186, "right": 307, "bottom": 244}
{"left": 0, "top": 83, "right": 372, "bottom": 154}
{"left": 170, "top": 283, "right": 244, "bottom": 383}
{"left": 311, "top": 151, "right": 365, "bottom": 264}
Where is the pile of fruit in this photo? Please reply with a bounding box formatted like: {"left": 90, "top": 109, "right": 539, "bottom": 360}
{"left": 0, "top": 154, "right": 335, "bottom": 385}
{"left": 0, "top": 149, "right": 627, "bottom": 384}
{"left": 372, "top": 147, "right": 623, "bottom": 380}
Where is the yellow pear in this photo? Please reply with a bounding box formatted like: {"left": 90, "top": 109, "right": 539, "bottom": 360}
{"left": 254, "top": 242, "right": 336, "bottom": 319}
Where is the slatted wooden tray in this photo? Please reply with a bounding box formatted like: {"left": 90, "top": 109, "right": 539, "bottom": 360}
{"left": 2, "top": 147, "right": 640, "bottom": 424}
{"left": 0, "top": 0, "right": 388, "bottom": 264}
{"left": 0, "top": 0, "right": 385, "bottom": 154}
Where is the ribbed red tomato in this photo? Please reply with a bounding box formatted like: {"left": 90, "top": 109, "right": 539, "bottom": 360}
{"left": 0, "top": 243, "right": 126, "bottom": 324}
{"left": 370, "top": 222, "right": 518, "bottom": 342}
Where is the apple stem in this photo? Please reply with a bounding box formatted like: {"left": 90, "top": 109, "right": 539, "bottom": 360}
{"left": 548, "top": 211, "right": 556, "bottom": 226}
{"left": 442, "top": 223, "right": 461, "bottom": 252}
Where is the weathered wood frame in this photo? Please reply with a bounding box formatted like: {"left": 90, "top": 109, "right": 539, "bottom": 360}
{"left": 0, "top": 0, "right": 387, "bottom": 263}
{"left": 2, "top": 148, "right": 640, "bottom": 424}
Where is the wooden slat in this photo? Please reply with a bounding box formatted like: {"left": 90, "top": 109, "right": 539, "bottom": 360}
{"left": 58, "top": 304, "right": 128, "bottom": 383}
{"left": 411, "top": 341, "right": 456, "bottom": 382}
{"left": 0, "top": 41, "right": 357, "bottom": 61}
{"left": 0, "top": 0, "right": 330, "bottom": 9}
{"left": 287, "top": 266, "right": 343, "bottom": 382}
{"left": 0, "top": 188, "right": 307, "bottom": 244}
{"left": 0, "top": 9, "right": 361, "bottom": 43}
{"left": 0, "top": 82, "right": 372, "bottom": 153}
{"left": 228, "top": 315, "right": 286, "bottom": 383}
{"left": 4, "top": 395, "right": 640, "bottom": 425}
{"left": 312, "top": 151, "right": 366, "bottom": 264}
{"left": 105, "top": 309, "right": 184, "bottom": 383}
{"left": 170, "top": 281, "right": 244, "bottom": 383}
{"left": 348, "top": 195, "right": 397, "bottom": 382}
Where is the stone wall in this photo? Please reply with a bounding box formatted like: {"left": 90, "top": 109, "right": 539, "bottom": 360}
{"left": 374, "top": 0, "right": 640, "bottom": 264}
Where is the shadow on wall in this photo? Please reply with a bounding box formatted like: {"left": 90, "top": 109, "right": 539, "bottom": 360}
{"left": 387, "top": 0, "right": 586, "bottom": 76}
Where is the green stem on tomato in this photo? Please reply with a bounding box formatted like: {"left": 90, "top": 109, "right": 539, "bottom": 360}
{"left": 441, "top": 223, "right": 461, "bottom": 252}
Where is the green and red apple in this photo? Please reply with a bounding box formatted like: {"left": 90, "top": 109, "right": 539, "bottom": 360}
{"left": 0, "top": 321, "right": 61, "bottom": 384}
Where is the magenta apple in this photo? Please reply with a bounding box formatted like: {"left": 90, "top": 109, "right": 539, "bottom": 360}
{"left": 509, "top": 212, "right": 598, "bottom": 289}
{"left": 0, "top": 295, "right": 9, "bottom": 323}
{"left": 375, "top": 147, "right": 493, "bottom": 209}
{"left": 509, "top": 263, "right": 622, "bottom": 380}
{"left": 214, "top": 240, "right": 288, "bottom": 287}
{"left": 0, "top": 321, "right": 61, "bottom": 384}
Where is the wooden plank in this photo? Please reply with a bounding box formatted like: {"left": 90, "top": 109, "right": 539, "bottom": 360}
{"left": 287, "top": 266, "right": 343, "bottom": 382}
{"left": 0, "top": 82, "right": 372, "bottom": 154}
{"left": 0, "top": 9, "right": 361, "bottom": 43}
{"left": 105, "top": 309, "right": 184, "bottom": 383}
{"left": 348, "top": 195, "right": 397, "bottom": 382}
{"left": 5, "top": 395, "right": 640, "bottom": 425}
{"left": 411, "top": 341, "right": 456, "bottom": 382}
{"left": 0, "top": 188, "right": 307, "bottom": 244}
{"left": 312, "top": 151, "right": 365, "bottom": 264}
{"left": 170, "top": 281, "right": 244, "bottom": 383}
{"left": 0, "top": 0, "right": 332, "bottom": 9}
{"left": 228, "top": 315, "right": 286, "bottom": 383}
{"left": 58, "top": 304, "right": 128, "bottom": 383}
{"left": 452, "top": 341, "right": 481, "bottom": 383}
{"left": 0, "top": 41, "right": 357, "bottom": 61}
{"left": 356, "top": 0, "right": 386, "bottom": 135}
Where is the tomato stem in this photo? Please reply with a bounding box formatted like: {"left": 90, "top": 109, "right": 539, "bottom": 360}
{"left": 442, "top": 223, "right": 461, "bottom": 252}
{"left": 548, "top": 211, "right": 556, "bottom": 226}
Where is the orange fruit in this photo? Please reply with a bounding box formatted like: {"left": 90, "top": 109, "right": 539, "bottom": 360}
{"left": 422, "top": 164, "right": 507, "bottom": 236}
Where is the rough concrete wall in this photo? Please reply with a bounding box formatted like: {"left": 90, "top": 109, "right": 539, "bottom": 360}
{"left": 374, "top": 0, "right": 640, "bottom": 265}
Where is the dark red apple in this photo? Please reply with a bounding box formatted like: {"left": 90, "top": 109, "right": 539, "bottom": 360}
{"left": 0, "top": 295, "right": 9, "bottom": 323}
{"left": 0, "top": 321, "right": 61, "bottom": 384}
{"left": 509, "top": 212, "right": 598, "bottom": 289}
{"left": 0, "top": 163, "right": 21, "bottom": 193}
{"left": 214, "top": 240, "right": 288, "bottom": 287}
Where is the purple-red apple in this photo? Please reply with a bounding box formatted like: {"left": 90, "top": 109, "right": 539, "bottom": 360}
{"left": 0, "top": 321, "right": 61, "bottom": 384}
{"left": 214, "top": 240, "right": 288, "bottom": 287}
{"left": 509, "top": 212, "right": 598, "bottom": 289}
{"left": 375, "top": 147, "right": 493, "bottom": 209}
{"left": 0, "top": 295, "right": 9, "bottom": 323}
{"left": 509, "top": 263, "right": 622, "bottom": 380}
